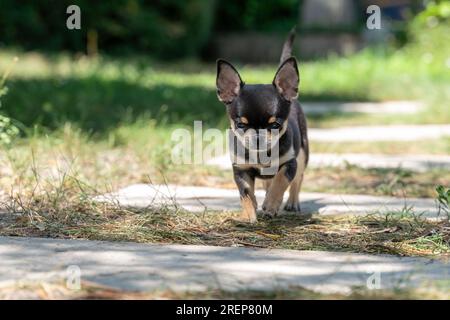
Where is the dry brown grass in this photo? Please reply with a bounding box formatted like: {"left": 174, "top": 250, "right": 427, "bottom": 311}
{"left": 1, "top": 178, "right": 449, "bottom": 258}
{"left": 0, "top": 127, "right": 448, "bottom": 259}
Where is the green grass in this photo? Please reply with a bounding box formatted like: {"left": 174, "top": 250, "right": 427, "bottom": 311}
{"left": 0, "top": 24, "right": 449, "bottom": 135}
{"left": 0, "top": 38, "right": 448, "bottom": 194}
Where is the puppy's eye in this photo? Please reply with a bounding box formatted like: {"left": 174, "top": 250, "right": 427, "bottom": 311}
{"left": 269, "top": 122, "right": 281, "bottom": 130}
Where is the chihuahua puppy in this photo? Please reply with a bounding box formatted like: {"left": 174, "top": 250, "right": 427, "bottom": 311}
{"left": 215, "top": 29, "right": 309, "bottom": 223}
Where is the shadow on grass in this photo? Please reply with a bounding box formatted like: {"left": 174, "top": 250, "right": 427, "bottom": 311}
{"left": 5, "top": 77, "right": 224, "bottom": 133}
{"left": 4, "top": 76, "right": 369, "bottom": 135}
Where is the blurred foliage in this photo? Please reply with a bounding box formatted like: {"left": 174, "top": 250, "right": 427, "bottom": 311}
{"left": 0, "top": 0, "right": 216, "bottom": 59}
{"left": 0, "top": 60, "right": 20, "bottom": 145}
{"left": 214, "top": 0, "right": 300, "bottom": 32}
{"left": 0, "top": 0, "right": 302, "bottom": 58}
{"left": 408, "top": 0, "right": 450, "bottom": 56}
{"left": 0, "top": 0, "right": 447, "bottom": 137}
{"left": 412, "top": 0, "right": 450, "bottom": 27}
{"left": 0, "top": 16, "right": 448, "bottom": 136}
{"left": 0, "top": 113, "right": 19, "bottom": 145}
{"left": 1, "top": 0, "right": 444, "bottom": 58}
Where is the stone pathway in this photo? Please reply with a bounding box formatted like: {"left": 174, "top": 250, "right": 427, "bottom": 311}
{"left": 96, "top": 184, "right": 442, "bottom": 218}
{"left": 207, "top": 153, "right": 450, "bottom": 172}
{"left": 311, "top": 153, "right": 450, "bottom": 172}
{"left": 1, "top": 236, "right": 448, "bottom": 295}
{"left": 309, "top": 124, "right": 450, "bottom": 142}
{"left": 301, "top": 101, "right": 423, "bottom": 115}
{"left": 3, "top": 99, "right": 448, "bottom": 298}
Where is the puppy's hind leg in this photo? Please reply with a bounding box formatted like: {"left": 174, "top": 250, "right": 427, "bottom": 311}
{"left": 284, "top": 149, "right": 306, "bottom": 212}
{"left": 284, "top": 171, "right": 303, "bottom": 212}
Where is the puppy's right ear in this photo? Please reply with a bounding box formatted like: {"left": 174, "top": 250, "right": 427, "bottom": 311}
{"left": 216, "top": 59, "right": 243, "bottom": 104}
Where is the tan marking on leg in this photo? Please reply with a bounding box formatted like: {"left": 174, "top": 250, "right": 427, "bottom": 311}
{"left": 262, "top": 166, "right": 291, "bottom": 216}
{"left": 242, "top": 174, "right": 257, "bottom": 209}
{"left": 286, "top": 149, "right": 306, "bottom": 211}
{"left": 241, "top": 196, "right": 257, "bottom": 223}
{"left": 263, "top": 179, "right": 273, "bottom": 193}
{"left": 238, "top": 174, "right": 257, "bottom": 222}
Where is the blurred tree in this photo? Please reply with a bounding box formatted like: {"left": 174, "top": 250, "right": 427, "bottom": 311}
{"left": 0, "top": 0, "right": 216, "bottom": 59}
{"left": 214, "top": 0, "right": 300, "bottom": 32}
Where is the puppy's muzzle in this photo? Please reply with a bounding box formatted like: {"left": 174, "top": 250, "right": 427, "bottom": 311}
{"left": 235, "top": 128, "right": 281, "bottom": 152}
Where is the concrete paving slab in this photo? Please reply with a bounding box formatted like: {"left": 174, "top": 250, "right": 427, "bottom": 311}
{"left": 96, "top": 184, "right": 441, "bottom": 218}
{"left": 311, "top": 153, "right": 450, "bottom": 172}
{"left": 302, "top": 101, "right": 423, "bottom": 115}
{"left": 207, "top": 153, "right": 450, "bottom": 172}
{"left": 309, "top": 125, "right": 450, "bottom": 142}
{"left": 0, "top": 236, "right": 448, "bottom": 295}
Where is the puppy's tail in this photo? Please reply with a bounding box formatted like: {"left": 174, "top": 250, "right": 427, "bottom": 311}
{"left": 279, "top": 26, "right": 297, "bottom": 66}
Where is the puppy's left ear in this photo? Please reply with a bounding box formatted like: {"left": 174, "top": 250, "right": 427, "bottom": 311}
{"left": 273, "top": 57, "right": 299, "bottom": 101}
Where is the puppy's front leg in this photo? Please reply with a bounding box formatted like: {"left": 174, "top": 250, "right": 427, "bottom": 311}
{"left": 262, "top": 159, "right": 297, "bottom": 216}
{"left": 233, "top": 167, "right": 257, "bottom": 223}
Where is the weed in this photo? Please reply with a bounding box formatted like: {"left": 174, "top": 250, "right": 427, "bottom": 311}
{"left": 0, "top": 56, "right": 19, "bottom": 145}
{"left": 436, "top": 185, "right": 450, "bottom": 220}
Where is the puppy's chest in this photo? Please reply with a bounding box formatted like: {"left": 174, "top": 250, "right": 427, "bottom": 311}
{"left": 231, "top": 146, "right": 295, "bottom": 172}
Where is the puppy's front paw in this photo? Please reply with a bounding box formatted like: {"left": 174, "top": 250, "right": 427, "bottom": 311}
{"left": 284, "top": 202, "right": 301, "bottom": 212}
{"left": 246, "top": 214, "right": 258, "bottom": 223}
{"left": 241, "top": 196, "right": 257, "bottom": 223}
{"left": 261, "top": 203, "right": 279, "bottom": 218}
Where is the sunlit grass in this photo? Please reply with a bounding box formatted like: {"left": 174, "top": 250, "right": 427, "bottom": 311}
{"left": 0, "top": 25, "right": 448, "bottom": 134}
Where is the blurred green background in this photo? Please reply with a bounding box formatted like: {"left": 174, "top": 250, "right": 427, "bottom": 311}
{"left": 0, "top": 0, "right": 436, "bottom": 59}
{"left": 1, "top": 0, "right": 297, "bottom": 58}
{"left": 0, "top": 0, "right": 448, "bottom": 138}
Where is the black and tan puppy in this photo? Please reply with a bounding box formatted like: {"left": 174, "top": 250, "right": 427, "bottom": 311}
{"left": 215, "top": 29, "right": 309, "bottom": 223}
